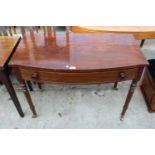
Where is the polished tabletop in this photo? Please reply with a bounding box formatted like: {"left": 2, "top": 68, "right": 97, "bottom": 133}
{"left": 9, "top": 32, "right": 148, "bottom": 71}
{"left": 0, "top": 36, "right": 21, "bottom": 68}
{"left": 71, "top": 26, "right": 155, "bottom": 33}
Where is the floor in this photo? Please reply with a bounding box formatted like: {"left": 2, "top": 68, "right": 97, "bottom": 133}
{"left": 0, "top": 32, "right": 155, "bottom": 128}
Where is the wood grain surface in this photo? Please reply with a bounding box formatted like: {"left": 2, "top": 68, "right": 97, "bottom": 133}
{"left": 70, "top": 26, "right": 155, "bottom": 39}
{"left": 0, "top": 36, "right": 21, "bottom": 68}
{"left": 9, "top": 32, "right": 148, "bottom": 70}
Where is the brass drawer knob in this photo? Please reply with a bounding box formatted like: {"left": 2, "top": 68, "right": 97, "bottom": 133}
{"left": 119, "top": 72, "right": 126, "bottom": 79}
{"left": 31, "top": 73, "right": 39, "bottom": 80}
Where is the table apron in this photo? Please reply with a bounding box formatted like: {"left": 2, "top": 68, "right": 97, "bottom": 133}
{"left": 19, "top": 67, "right": 140, "bottom": 84}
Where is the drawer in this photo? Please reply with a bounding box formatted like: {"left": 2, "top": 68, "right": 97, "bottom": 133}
{"left": 20, "top": 67, "right": 139, "bottom": 84}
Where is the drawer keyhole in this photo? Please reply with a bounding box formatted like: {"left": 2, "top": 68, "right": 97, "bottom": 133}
{"left": 31, "top": 73, "right": 39, "bottom": 80}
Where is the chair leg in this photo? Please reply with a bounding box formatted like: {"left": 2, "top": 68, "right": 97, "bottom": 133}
{"left": 31, "top": 81, "right": 42, "bottom": 90}
{"left": 26, "top": 80, "right": 33, "bottom": 91}
{"left": 11, "top": 26, "right": 16, "bottom": 34}
{"left": 38, "top": 83, "right": 42, "bottom": 90}
{"left": 35, "top": 26, "right": 40, "bottom": 33}
{"left": 140, "top": 39, "right": 145, "bottom": 47}
{"left": 113, "top": 82, "right": 118, "bottom": 90}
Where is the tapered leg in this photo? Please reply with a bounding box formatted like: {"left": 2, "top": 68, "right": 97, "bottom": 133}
{"left": 26, "top": 80, "right": 33, "bottom": 91}
{"left": 140, "top": 39, "right": 145, "bottom": 47}
{"left": 120, "top": 80, "right": 138, "bottom": 121}
{"left": 20, "top": 80, "right": 37, "bottom": 117}
{"left": 0, "top": 71, "right": 24, "bottom": 117}
{"left": 113, "top": 82, "right": 118, "bottom": 90}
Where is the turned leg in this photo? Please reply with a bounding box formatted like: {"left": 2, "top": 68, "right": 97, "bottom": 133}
{"left": 113, "top": 82, "right": 118, "bottom": 90}
{"left": 140, "top": 39, "right": 145, "bottom": 48}
{"left": 120, "top": 80, "right": 138, "bottom": 121}
{"left": 26, "top": 80, "right": 33, "bottom": 91}
{"left": 20, "top": 80, "right": 37, "bottom": 118}
{"left": 0, "top": 71, "right": 24, "bottom": 117}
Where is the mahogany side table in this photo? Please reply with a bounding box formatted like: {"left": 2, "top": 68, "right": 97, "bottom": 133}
{"left": 0, "top": 36, "right": 24, "bottom": 117}
{"left": 9, "top": 32, "right": 148, "bottom": 120}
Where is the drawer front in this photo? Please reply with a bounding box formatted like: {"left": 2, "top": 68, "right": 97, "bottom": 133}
{"left": 20, "top": 67, "right": 139, "bottom": 84}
